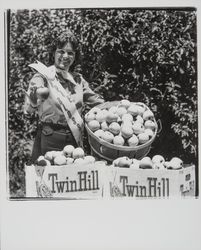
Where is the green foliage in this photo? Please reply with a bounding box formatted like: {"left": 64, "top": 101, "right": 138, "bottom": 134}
{"left": 8, "top": 8, "right": 197, "bottom": 197}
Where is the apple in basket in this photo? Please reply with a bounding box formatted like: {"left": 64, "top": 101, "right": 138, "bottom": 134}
{"left": 119, "top": 99, "right": 131, "bottom": 109}
{"left": 101, "top": 131, "right": 114, "bottom": 143}
{"left": 90, "top": 107, "right": 101, "bottom": 115}
{"left": 122, "top": 113, "right": 133, "bottom": 122}
{"left": 144, "top": 120, "right": 156, "bottom": 131}
{"left": 127, "top": 134, "right": 139, "bottom": 147}
{"left": 116, "top": 107, "right": 127, "bottom": 118}
{"left": 94, "top": 129, "right": 105, "bottom": 139}
{"left": 135, "top": 115, "right": 144, "bottom": 124}
{"left": 138, "top": 132, "right": 150, "bottom": 144}
{"left": 63, "top": 145, "right": 75, "bottom": 157}
{"left": 72, "top": 147, "right": 85, "bottom": 159}
{"left": 106, "top": 111, "right": 119, "bottom": 123}
{"left": 121, "top": 125, "right": 133, "bottom": 139}
{"left": 132, "top": 122, "right": 145, "bottom": 135}
{"left": 143, "top": 110, "right": 154, "bottom": 121}
{"left": 109, "top": 122, "right": 121, "bottom": 135}
{"left": 54, "top": 155, "right": 67, "bottom": 166}
{"left": 118, "top": 157, "right": 132, "bottom": 168}
{"left": 139, "top": 157, "right": 153, "bottom": 169}
{"left": 88, "top": 120, "right": 100, "bottom": 132}
{"left": 84, "top": 112, "right": 96, "bottom": 123}
{"left": 95, "top": 109, "right": 108, "bottom": 123}
{"left": 113, "top": 134, "right": 125, "bottom": 146}
{"left": 144, "top": 128, "right": 154, "bottom": 138}
{"left": 152, "top": 155, "right": 165, "bottom": 165}
{"left": 101, "top": 121, "right": 109, "bottom": 131}
{"left": 136, "top": 105, "right": 146, "bottom": 116}
{"left": 127, "top": 104, "right": 140, "bottom": 116}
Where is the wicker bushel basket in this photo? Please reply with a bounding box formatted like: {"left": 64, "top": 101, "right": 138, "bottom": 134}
{"left": 85, "top": 101, "right": 158, "bottom": 163}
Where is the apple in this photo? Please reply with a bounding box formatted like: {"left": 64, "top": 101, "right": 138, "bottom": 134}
{"left": 152, "top": 155, "right": 165, "bottom": 165}
{"left": 54, "top": 155, "right": 67, "bottom": 166}
{"left": 136, "top": 105, "right": 146, "bottom": 116}
{"left": 121, "top": 125, "right": 133, "bottom": 139}
{"left": 101, "top": 121, "right": 109, "bottom": 131}
{"left": 74, "top": 158, "right": 87, "bottom": 165}
{"left": 135, "top": 115, "right": 144, "bottom": 124}
{"left": 109, "top": 122, "right": 121, "bottom": 135}
{"left": 52, "top": 151, "right": 64, "bottom": 158}
{"left": 95, "top": 109, "right": 108, "bottom": 123}
{"left": 101, "top": 131, "right": 114, "bottom": 143}
{"left": 94, "top": 129, "right": 104, "bottom": 139}
{"left": 88, "top": 120, "right": 100, "bottom": 132}
{"left": 119, "top": 99, "right": 131, "bottom": 109}
{"left": 84, "top": 112, "right": 96, "bottom": 123}
{"left": 113, "top": 134, "right": 125, "bottom": 146}
{"left": 130, "top": 159, "right": 140, "bottom": 169}
{"left": 122, "top": 113, "right": 133, "bottom": 122}
{"left": 90, "top": 107, "right": 101, "bottom": 115}
{"left": 143, "top": 110, "right": 154, "bottom": 121}
{"left": 72, "top": 147, "right": 85, "bottom": 159}
{"left": 66, "top": 157, "right": 74, "bottom": 165}
{"left": 144, "top": 128, "right": 154, "bottom": 138}
{"left": 37, "top": 155, "right": 45, "bottom": 161}
{"left": 36, "top": 87, "right": 49, "bottom": 100}
{"left": 127, "top": 104, "right": 139, "bottom": 116}
{"left": 153, "top": 163, "right": 166, "bottom": 170}
{"left": 138, "top": 132, "right": 150, "bottom": 144}
{"left": 106, "top": 111, "right": 119, "bottom": 123}
{"left": 127, "top": 134, "right": 139, "bottom": 147}
{"left": 118, "top": 156, "right": 132, "bottom": 168}
{"left": 169, "top": 157, "right": 183, "bottom": 170}
{"left": 108, "top": 106, "right": 118, "bottom": 113}
{"left": 132, "top": 122, "right": 145, "bottom": 135}
{"left": 84, "top": 155, "right": 96, "bottom": 164}
{"left": 139, "top": 156, "right": 153, "bottom": 169}
{"left": 116, "top": 107, "right": 127, "bottom": 118}
{"left": 44, "top": 151, "right": 55, "bottom": 161}
{"left": 63, "top": 145, "right": 75, "bottom": 157}
{"left": 144, "top": 120, "right": 156, "bottom": 131}
{"left": 113, "top": 158, "right": 120, "bottom": 167}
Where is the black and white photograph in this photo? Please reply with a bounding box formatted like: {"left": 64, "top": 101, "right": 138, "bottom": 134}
{"left": 1, "top": 1, "right": 201, "bottom": 250}
{"left": 6, "top": 7, "right": 198, "bottom": 199}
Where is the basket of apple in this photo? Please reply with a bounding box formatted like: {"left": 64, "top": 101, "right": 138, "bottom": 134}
{"left": 112, "top": 155, "right": 184, "bottom": 170}
{"left": 34, "top": 145, "right": 97, "bottom": 167}
{"left": 85, "top": 100, "right": 158, "bottom": 163}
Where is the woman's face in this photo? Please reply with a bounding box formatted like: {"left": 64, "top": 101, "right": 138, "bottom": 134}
{"left": 54, "top": 42, "right": 75, "bottom": 71}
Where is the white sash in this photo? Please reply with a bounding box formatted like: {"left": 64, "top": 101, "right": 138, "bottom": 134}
{"left": 29, "top": 61, "right": 84, "bottom": 147}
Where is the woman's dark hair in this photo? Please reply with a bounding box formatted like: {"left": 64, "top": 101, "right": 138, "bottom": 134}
{"left": 48, "top": 30, "right": 82, "bottom": 71}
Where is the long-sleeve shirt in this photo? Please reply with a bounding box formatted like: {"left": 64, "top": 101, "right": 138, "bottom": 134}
{"left": 24, "top": 68, "right": 104, "bottom": 126}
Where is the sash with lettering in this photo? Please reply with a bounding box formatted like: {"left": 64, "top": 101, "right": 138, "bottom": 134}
{"left": 29, "top": 61, "right": 83, "bottom": 147}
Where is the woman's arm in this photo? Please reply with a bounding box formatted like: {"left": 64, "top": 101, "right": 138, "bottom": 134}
{"left": 24, "top": 73, "right": 46, "bottom": 114}
{"left": 82, "top": 76, "right": 104, "bottom": 109}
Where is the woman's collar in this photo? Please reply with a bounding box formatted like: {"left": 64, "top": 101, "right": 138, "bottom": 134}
{"left": 55, "top": 67, "right": 77, "bottom": 85}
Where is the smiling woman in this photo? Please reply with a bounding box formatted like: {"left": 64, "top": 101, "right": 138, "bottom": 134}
{"left": 24, "top": 30, "right": 104, "bottom": 162}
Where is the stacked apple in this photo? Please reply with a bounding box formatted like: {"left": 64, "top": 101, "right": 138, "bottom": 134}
{"left": 85, "top": 100, "right": 157, "bottom": 147}
{"left": 35, "top": 145, "right": 96, "bottom": 166}
{"left": 112, "top": 155, "right": 183, "bottom": 170}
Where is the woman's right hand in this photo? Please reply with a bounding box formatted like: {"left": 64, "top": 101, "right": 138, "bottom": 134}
{"left": 36, "top": 87, "right": 49, "bottom": 100}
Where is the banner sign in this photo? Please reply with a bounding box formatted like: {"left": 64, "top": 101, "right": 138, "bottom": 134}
{"left": 25, "top": 161, "right": 106, "bottom": 199}
{"left": 106, "top": 165, "right": 195, "bottom": 198}
{"left": 26, "top": 164, "right": 195, "bottom": 199}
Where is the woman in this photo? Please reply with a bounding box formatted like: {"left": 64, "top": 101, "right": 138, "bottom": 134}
{"left": 24, "top": 30, "right": 104, "bottom": 162}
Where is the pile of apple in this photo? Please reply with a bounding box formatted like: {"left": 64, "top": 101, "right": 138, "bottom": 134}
{"left": 112, "top": 155, "right": 184, "bottom": 170}
{"left": 35, "top": 145, "right": 96, "bottom": 166}
{"left": 85, "top": 100, "right": 157, "bottom": 147}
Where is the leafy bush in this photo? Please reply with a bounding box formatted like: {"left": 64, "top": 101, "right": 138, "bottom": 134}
{"left": 8, "top": 8, "right": 198, "bottom": 197}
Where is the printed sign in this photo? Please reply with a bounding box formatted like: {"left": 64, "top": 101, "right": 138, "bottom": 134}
{"left": 106, "top": 165, "right": 195, "bottom": 198}
{"left": 25, "top": 161, "right": 107, "bottom": 199}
